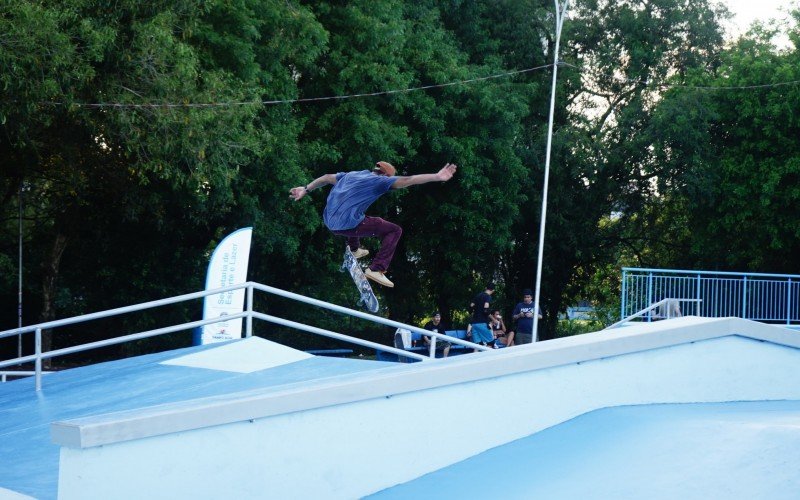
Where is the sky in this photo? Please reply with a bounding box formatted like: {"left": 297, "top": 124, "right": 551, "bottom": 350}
{"left": 723, "top": 0, "right": 795, "bottom": 36}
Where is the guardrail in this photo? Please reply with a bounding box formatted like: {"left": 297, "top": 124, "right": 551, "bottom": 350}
{"left": 606, "top": 298, "right": 702, "bottom": 330}
{"left": 621, "top": 268, "right": 800, "bottom": 327}
{"left": 0, "top": 281, "right": 489, "bottom": 392}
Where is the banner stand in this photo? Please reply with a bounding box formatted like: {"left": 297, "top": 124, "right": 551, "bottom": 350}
{"left": 194, "top": 227, "right": 253, "bottom": 345}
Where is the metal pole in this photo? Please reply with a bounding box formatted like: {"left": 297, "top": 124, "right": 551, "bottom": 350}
{"left": 246, "top": 283, "right": 254, "bottom": 338}
{"left": 532, "top": 0, "right": 569, "bottom": 343}
{"left": 34, "top": 327, "right": 42, "bottom": 391}
{"left": 646, "top": 272, "right": 653, "bottom": 322}
{"left": 742, "top": 275, "right": 748, "bottom": 319}
{"left": 620, "top": 269, "right": 627, "bottom": 321}
{"left": 18, "top": 182, "right": 23, "bottom": 359}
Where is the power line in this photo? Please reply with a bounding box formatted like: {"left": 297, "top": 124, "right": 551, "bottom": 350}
{"left": 41, "top": 64, "right": 554, "bottom": 110}
{"left": 559, "top": 61, "right": 800, "bottom": 90}
{"left": 662, "top": 79, "right": 800, "bottom": 90}
{"left": 24, "top": 60, "right": 800, "bottom": 111}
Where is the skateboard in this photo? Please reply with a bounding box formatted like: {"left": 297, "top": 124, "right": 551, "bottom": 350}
{"left": 340, "top": 247, "right": 380, "bottom": 313}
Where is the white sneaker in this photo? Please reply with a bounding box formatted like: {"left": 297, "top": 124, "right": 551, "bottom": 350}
{"left": 365, "top": 269, "right": 394, "bottom": 288}
{"left": 352, "top": 248, "right": 369, "bottom": 259}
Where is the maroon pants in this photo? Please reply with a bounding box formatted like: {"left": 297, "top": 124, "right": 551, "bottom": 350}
{"left": 333, "top": 216, "right": 402, "bottom": 272}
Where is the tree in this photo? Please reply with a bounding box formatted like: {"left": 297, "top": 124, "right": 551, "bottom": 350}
{"left": 0, "top": 0, "right": 325, "bottom": 359}
{"left": 658, "top": 16, "right": 800, "bottom": 272}
{"left": 512, "top": 0, "right": 730, "bottom": 337}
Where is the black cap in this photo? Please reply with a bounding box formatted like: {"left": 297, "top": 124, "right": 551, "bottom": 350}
{"left": 486, "top": 282, "right": 496, "bottom": 290}
{"left": 433, "top": 311, "right": 441, "bottom": 317}
{"left": 522, "top": 288, "right": 533, "bottom": 296}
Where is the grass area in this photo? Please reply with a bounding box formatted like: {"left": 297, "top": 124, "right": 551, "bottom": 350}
{"left": 555, "top": 319, "right": 606, "bottom": 338}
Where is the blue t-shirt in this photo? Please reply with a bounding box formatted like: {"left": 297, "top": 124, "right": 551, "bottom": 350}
{"left": 513, "top": 301, "right": 542, "bottom": 334}
{"left": 323, "top": 170, "right": 397, "bottom": 231}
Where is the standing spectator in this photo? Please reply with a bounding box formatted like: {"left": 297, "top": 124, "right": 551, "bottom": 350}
{"left": 469, "top": 283, "right": 496, "bottom": 350}
{"left": 513, "top": 288, "right": 542, "bottom": 344}
{"left": 423, "top": 312, "right": 451, "bottom": 358}
{"left": 490, "top": 310, "right": 515, "bottom": 348}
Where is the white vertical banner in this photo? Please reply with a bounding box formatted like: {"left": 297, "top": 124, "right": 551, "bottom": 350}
{"left": 199, "top": 227, "right": 253, "bottom": 345}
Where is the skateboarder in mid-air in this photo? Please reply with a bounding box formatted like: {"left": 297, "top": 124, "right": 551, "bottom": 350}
{"left": 289, "top": 161, "right": 457, "bottom": 288}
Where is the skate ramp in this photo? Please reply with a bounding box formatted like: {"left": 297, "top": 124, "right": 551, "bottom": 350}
{"left": 0, "top": 337, "right": 388, "bottom": 499}
{"left": 48, "top": 317, "right": 800, "bottom": 499}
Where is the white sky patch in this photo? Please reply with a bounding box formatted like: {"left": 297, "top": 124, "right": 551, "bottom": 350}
{"left": 721, "top": 0, "right": 796, "bottom": 45}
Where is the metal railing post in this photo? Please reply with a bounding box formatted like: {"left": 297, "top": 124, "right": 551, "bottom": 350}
{"left": 34, "top": 327, "right": 42, "bottom": 391}
{"left": 787, "top": 278, "right": 792, "bottom": 326}
{"left": 742, "top": 275, "right": 748, "bottom": 319}
{"left": 646, "top": 272, "right": 653, "bottom": 322}
{"left": 246, "top": 283, "right": 254, "bottom": 338}
{"left": 620, "top": 269, "right": 627, "bottom": 321}
{"left": 429, "top": 337, "right": 437, "bottom": 358}
{"left": 696, "top": 274, "right": 701, "bottom": 316}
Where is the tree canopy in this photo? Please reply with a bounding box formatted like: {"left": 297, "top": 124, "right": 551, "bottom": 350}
{"left": 1, "top": 0, "right": 798, "bottom": 359}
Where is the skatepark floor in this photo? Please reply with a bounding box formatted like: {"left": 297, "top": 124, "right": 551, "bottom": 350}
{"left": 369, "top": 400, "right": 800, "bottom": 500}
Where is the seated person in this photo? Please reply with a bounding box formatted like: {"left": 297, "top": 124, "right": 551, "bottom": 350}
{"left": 490, "top": 309, "right": 515, "bottom": 348}
{"left": 423, "top": 312, "right": 451, "bottom": 358}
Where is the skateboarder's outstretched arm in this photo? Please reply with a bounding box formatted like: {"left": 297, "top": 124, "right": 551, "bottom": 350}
{"left": 391, "top": 163, "right": 457, "bottom": 189}
{"left": 289, "top": 174, "right": 338, "bottom": 201}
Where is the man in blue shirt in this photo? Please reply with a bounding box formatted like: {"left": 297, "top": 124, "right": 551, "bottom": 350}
{"left": 290, "top": 161, "right": 457, "bottom": 288}
{"left": 513, "top": 288, "right": 543, "bottom": 344}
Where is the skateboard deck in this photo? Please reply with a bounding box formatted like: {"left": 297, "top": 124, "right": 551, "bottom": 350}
{"left": 341, "top": 247, "right": 380, "bottom": 313}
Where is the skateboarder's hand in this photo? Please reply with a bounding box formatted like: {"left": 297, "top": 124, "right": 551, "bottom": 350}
{"left": 437, "top": 163, "right": 457, "bottom": 182}
{"left": 289, "top": 186, "right": 307, "bottom": 201}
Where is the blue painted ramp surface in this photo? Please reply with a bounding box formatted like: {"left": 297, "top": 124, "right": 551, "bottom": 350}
{"left": 370, "top": 400, "right": 800, "bottom": 500}
{"left": 0, "top": 338, "right": 388, "bottom": 499}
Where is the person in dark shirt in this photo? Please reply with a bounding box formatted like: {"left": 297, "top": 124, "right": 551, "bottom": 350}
{"left": 289, "top": 161, "right": 457, "bottom": 288}
{"left": 469, "top": 283, "right": 496, "bottom": 350}
{"left": 513, "top": 288, "right": 542, "bottom": 344}
{"left": 423, "top": 311, "right": 451, "bottom": 358}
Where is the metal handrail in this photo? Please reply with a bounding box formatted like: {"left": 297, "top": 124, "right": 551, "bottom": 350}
{"left": 622, "top": 267, "right": 800, "bottom": 279}
{"left": 248, "top": 283, "right": 487, "bottom": 353}
{"left": 621, "top": 268, "right": 800, "bottom": 324}
{"left": 1, "top": 371, "right": 52, "bottom": 383}
{"left": 0, "top": 281, "right": 489, "bottom": 391}
{"left": 0, "top": 313, "right": 248, "bottom": 370}
{"left": 0, "top": 283, "right": 249, "bottom": 340}
{"left": 605, "top": 298, "right": 702, "bottom": 330}
{"left": 251, "top": 312, "right": 428, "bottom": 362}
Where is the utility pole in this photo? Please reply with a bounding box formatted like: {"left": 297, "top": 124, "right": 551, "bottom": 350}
{"left": 532, "top": 0, "right": 569, "bottom": 342}
{"left": 18, "top": 181, "right": 24, "bottom": 358}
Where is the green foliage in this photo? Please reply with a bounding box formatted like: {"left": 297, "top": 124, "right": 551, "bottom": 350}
{"left": 646, "top": 15, "right": 800, "bottom": 273}
{"left": 2, "top": 0, "right": 797, "bottom": 362}
{"left": 555, "top": 318, "right": 604, "bottom": 338}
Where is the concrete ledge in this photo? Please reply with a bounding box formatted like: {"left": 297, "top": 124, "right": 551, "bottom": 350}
{"left": 52, "top": 317, "right": 798, "bottom": 449}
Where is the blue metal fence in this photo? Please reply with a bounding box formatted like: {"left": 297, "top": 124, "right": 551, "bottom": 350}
{"left": 621, "top": 268, "right": 800, "bottom": 327}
